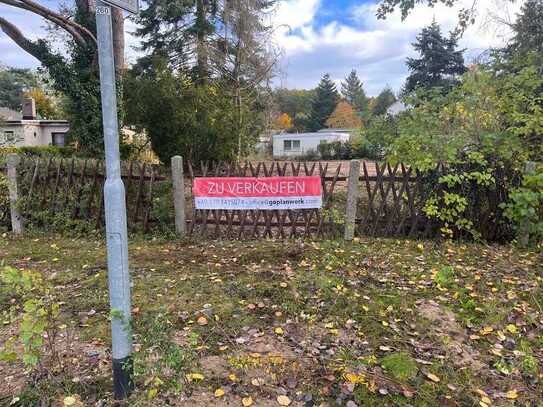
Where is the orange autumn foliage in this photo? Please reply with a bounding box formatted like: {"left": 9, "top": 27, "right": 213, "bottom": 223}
{"left": 326, "top": 101, "right": 362, "bottom": 129}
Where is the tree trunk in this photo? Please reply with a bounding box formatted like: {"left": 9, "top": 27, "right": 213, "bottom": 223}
{"left": 111, "top": 7, "right": 125, "bottom": 76}
{"left": 195, "top": 0, "right": 208, "bottom": 85}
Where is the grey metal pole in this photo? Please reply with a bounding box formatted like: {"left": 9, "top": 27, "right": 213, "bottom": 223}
{"left": 95, "top": 1, "right": 133, "bottom": 399}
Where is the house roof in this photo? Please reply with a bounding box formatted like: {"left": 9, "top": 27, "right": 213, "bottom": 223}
{"left": 317, "top": 128, "right": 355, "bottom": 133}
{"left": 2, "top": 119, "right": 69, "bottom": 126}
{"left": 273, "top": 132, "right": 349, "bottom": 139}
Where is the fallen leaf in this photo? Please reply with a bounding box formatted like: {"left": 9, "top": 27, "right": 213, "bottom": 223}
{"left": 426, "top": 373, "right": 440, "bottom": 383}
{"left": 344, "top": 373, "right": 364, "bottom": 384}
{"left": 481, "top": 326, "right": 493, "bottom": 335}
{"left": 215, "top": 388, "right": 225, "bottom": 398}
{"left": 242, "top": 396, "right": 254, "bottom": 406}
{"left": 274, "top": 327, "right": 284, "bottom": 335}
{"left": 63, "top": 397, "right": 76, "bottom": 406}
{"left": 197, "top": 316, "right": 208, "bottom": 326}
{"left": 506, "top": 324, "right": 518, "bottom": 334}
{"left": 251, "top": 378, "right": 264, "bottom": 386}
{"left": 277, "top": 395, "right": 291, "bottom": 406}
{"left": 186, "top": 373, "right": 205, "bottom": 381}
{"left": 481, "top": 396, "right": 492, "bottom": 404}
{"left": 505, "top": 389, "right": 518, "bottom": 400}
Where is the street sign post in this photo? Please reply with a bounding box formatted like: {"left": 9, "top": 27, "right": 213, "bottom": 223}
{"left": 102, "top": 0, "right": 139, "bottom": 14}
{"left": 95, "top": 0, "right": 139, "bottom": 399}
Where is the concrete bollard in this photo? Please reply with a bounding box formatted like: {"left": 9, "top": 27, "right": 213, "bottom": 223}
{"left": 344, "top": 160, "right": 361, "bottom": 241}
{"left": 6, "top": 154, "right": 23, "bottom": 235}
{"left": 171, "top": 156, "right": 186, "bottom": 236}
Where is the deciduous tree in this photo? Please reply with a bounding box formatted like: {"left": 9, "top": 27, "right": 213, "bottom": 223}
{"left": 23, "top": 88, "right": 62, "bottom": 119}
{"left": 325, "top": 101, "right": 362, "bottom": 129}
{"left": 274, "top": 113, "right": 292, "bottom": 131}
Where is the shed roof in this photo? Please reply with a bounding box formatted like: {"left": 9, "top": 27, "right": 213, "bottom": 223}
{"left": 273, "top": 132, "right": 348, "bottom": 139}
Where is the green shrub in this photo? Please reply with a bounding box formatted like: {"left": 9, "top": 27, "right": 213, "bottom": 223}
{"left": 504, "top": 166, "right": 543, "bottom": 246}
{"left": 0, "top": 146, "right": 76, "bottom": 158}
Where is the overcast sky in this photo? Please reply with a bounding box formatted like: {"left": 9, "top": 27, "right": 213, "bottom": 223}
{"left": 0, "top": 0, "right": 523, "bottom": 96}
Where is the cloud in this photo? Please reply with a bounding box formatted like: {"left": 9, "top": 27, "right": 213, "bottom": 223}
{"left": 0, "top": 0, "right": 524, "bottom": 95}
{"left": 0, "top": 3, "right": 47, "bottom": 68}
{"left": 275, "top": 0, "right": 523, "bottom": 95}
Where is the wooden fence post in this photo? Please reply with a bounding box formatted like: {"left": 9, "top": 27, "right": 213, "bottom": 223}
{"left": 519, "top": 161, "right": 537, "bottom": 248}
{"left": 171, "top": 156, "right": 186, "bottom": 236}
{"left": 6, "top": 153, "right": 23, "bottom": 235}
{"left": 344, "top": 160, "right": 361, "bottom": 241}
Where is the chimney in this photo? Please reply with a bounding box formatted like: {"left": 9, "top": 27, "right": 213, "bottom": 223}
{"left": 22, "top": 97, "right": 37, "bottom": 120}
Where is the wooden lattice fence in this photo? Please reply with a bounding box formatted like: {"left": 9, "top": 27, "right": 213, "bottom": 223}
{"left": 2, "top": 156, "right": 518, "bottom": 240}
{"left": 15, "top": 157, "right": 169, "bottom": 232}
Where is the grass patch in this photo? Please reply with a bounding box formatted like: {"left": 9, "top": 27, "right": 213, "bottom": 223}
{"left": 0, "top": 235, "right": 542, "bottom": 405}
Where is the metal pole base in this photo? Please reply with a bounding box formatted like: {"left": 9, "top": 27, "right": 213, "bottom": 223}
{"left": 112, "top": 356, "right": 134, "bottom": 399}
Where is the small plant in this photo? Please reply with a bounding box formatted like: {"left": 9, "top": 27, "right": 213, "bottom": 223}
{"left": 133, "top": 310, "right": 197, "bottom": 398}
{"left": 0, "top": 266, "right": 64, "bottom": 371}
{"left": 519, "top": 340, "right": 539, "bottom": 377}
{"left": 434, "top": 266, "right": 455, "bottom": 288}
{"left": 380, "top": 352, "right": 418, "bottom": 381}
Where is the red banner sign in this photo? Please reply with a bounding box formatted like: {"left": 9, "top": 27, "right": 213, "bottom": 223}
{"left": 193, "top": 176, "right": 322, "bottom": 210}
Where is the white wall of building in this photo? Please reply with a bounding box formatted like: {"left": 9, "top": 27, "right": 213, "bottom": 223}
{"left": 273, "top": 132, "right": 350, "bottom": 158}
{"left": 0, "top": 121, "right": 69, "bottom": 147}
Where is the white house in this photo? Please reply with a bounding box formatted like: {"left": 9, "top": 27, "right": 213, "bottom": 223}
{"left": 0, "top": 98, "right": 69, "bottom": 147}
{"left": 273, "top": 132, "right": 350, "bottom": 158}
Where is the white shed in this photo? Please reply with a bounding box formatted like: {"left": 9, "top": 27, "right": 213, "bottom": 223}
{"left": 273, "top": 132, "right": 350, "bottom": 158}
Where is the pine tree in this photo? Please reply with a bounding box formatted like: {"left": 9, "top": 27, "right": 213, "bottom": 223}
{"left": 507, "top": 0, "right": 543, "bottom": 56}
{"left": 135, "top": 0, "right": 218, "bottom": 83}
{"left": 372, "top": 87, "right": 396, "bottom": 116}
{"left": 341, "top": 70, "right": 369, "bottom": 118}
{"left": 309, "top": 74, "right": 340, "bottom": 131}
{"left": 404, "top": 20, "right": 466, "bottom": 94}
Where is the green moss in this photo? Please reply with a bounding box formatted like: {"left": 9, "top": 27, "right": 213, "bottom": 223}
{"left": 380, "top": 352, "right": 418, "bottom": 381}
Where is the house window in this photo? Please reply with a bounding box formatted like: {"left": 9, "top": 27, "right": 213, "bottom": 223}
{"left": 3, "top": 131, "right": 15, "bottom": 143}
{"left": 52, "top": 133, "right": 66, "bottom": 147}
{"left": 284, "top": 140, "right": 301, "bottom": 151}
